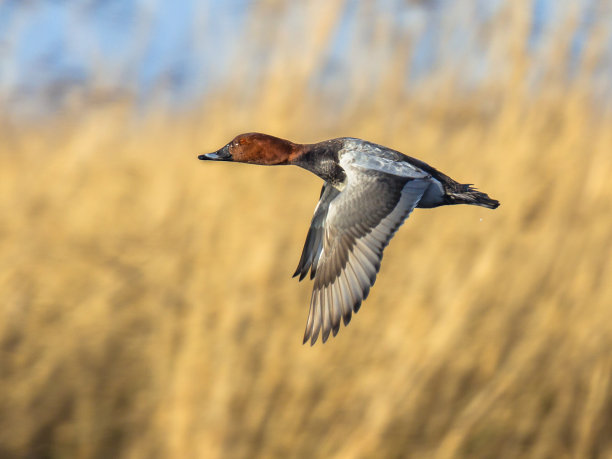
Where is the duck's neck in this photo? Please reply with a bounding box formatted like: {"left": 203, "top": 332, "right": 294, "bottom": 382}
{"left": 291, "top": 139, "right": 347, "bottom": 186}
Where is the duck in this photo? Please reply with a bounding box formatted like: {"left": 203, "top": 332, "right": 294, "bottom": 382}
{"left": 198, "top": 133, "right": 499, "bottom": 345}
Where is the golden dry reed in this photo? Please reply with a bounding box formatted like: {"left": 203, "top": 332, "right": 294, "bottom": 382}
{"left": 1, "top": 2, "right": 612, "bottom": 458}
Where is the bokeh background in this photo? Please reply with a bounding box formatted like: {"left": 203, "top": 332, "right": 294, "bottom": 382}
{"left": 1, "top": 1, "right": 612, "bottom": 458}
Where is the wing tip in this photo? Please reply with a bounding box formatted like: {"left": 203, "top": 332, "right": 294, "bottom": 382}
{"left": 342, "top": 312, "right": 352, "bottom": 326}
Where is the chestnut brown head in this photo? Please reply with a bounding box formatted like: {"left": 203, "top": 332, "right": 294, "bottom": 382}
{"left": 199, "top": 133, "right": 297, "bottom": 165}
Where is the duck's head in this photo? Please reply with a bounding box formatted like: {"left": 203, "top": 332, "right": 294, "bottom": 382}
{"left": 199, "top": 133, "right": 297, "bottom": 165}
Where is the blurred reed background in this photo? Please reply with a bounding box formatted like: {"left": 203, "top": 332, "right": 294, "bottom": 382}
{"left": 1, "top": 1, "right": 612, "bottom": 458}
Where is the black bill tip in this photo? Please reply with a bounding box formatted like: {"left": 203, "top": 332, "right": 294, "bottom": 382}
{"left": 198, "top": 145, "right": 232, "bottom": 162}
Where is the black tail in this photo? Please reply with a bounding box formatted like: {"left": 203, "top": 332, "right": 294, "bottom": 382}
{"left": 447, "top": 185, "right": 499, "bottom": 209}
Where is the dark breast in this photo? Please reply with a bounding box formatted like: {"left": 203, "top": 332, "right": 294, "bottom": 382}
{"left": 295, "top": 140, "right": 346, "bottom": 185}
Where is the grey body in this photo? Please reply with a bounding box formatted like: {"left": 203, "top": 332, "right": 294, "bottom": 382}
{"left": 293, "top": 138, "right": 497, "bottom": 344}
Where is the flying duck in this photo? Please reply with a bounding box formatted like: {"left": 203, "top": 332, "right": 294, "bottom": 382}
{"left": 198, "top": 133, "right": 499, "bottom": 345}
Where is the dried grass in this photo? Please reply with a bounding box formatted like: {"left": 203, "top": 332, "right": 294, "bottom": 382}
{"left": 1, "top": 2, "right": 612, "bottom": 458}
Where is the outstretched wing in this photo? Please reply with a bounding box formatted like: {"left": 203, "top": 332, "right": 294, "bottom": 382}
{"left": 302, "top": 170, "right": 430, "bottom": 345}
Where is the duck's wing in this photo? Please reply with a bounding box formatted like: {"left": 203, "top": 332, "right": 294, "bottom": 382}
{"left": 293, "top": 182, "right": 341, "bottom": 281}
{"left": 302, "top": 170, "right": 430, "bottom": 345}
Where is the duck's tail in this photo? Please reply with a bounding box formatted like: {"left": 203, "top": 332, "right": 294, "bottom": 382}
{"left": 447, "top": 184, "right": 500, "bottom": 209}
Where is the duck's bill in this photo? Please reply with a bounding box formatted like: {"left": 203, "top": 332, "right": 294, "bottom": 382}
{"left": 198, "top": 145, "right": 232, "bottom": 161}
